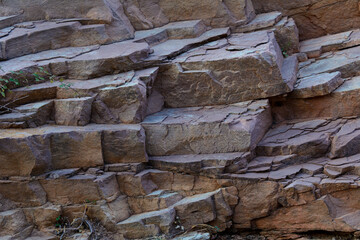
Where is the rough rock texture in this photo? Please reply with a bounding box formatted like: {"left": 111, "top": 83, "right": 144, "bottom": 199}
{"left": 121, "top": 0, "right": 256, "bottom": 29}
{"left": 156, "top": 31, "right": 298, "bottom": 107}
{"left": 252, "top": 0, "right": 360, "bottom": 40}
{"left": 142, "top": 100, "right": 272, "bottom": 156}
{"left": 4, "top": 1, "right": 360, "bottom": 240}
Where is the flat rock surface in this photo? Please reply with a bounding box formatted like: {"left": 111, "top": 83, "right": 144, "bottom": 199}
{"left": 156, "top": 30, "right": 297, "bottom": 108}
{"left": 299, "top": 46, "right": 360, "bottom": 79}
{"left": 142, "top": 100, "right": 272, "bottom": 156}
{"left": 290, "top": 72, "right": 343, "bottom": 98}
{"left": 272, "top": 76, "right": 360, "bottom": 121}
{"left": 300, "top": 29, "right": 360, "bottom": 58}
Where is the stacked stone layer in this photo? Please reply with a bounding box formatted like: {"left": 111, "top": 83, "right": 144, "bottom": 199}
{"left": 2, "top": 1, "right": 360, "bottom": 240}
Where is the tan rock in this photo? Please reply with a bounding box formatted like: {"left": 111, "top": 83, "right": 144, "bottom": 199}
{"left": 142, "top": 100, "right": 272, "bottom": 156}
{"left": 23, "top": 204, "right": 61, "bottom": 230}
{"left": 102, "top": 124, "right": 147, "bottom": 164}
{"left": 55, "top": 97, "right": 94, "bottom": 126}
{"left": 0, "top": 180, "right": 47, "bottom": 208}
{"left": 255, "top": 199, "right": 355, "bottom": 233}
{"left": 40, "top": 175, "right": 103, "bottom": 205}
{"left": 0, "top": 0, "right": 135, "bottom": 42}
{"left": 0, "top": 209, "right": 30, "bottom": 237}
{"left": 156, "top": 31, "right": 297, "bottom": 107}
{"left": 117, "top": 208, "right": 175, "bottom": 239}
{"left": 252, "top": 0, "right": 360, "bottom": 40}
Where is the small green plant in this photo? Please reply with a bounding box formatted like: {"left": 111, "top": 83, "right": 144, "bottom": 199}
{"left": 0, "top": 66, "right": 69, "bottom": 98}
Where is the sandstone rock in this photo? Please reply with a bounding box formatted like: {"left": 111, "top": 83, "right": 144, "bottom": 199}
{"left": 256, "top": 119, "right": 338, "bottom": 159}
{"left": 117, "top": 207, "right": 175, "bottom": 239}
{"left": 173, "top": 192, "right": 216, "bottom": 229}
{"left": 233, "top": 11, "right": 282, "bottom": 33}
{"left": 300, "top": 30, "right": 358, "bottom": 58}
{"left": 290, "top": 72, "right": 343, "bottom": 99}
{"left": 0, "top": 124, "right": 149, "bottom": 176}
{"left": 271, "top": 77, "right": 360, "bottom": 121}
{"left": 254, "top": 199, "right": 355, "bottom": 233}
{"left": 156, "top": 31, "right": 297, "bottom": 107}
{"left": 150, "top": 152, "right": 250, "bottom": 175}
{"left": 55, "top": 97, "right": 94, "bottom": 126}
{"left": 0, "top": 130, "right": 51, "bottom": 177}
{"left": 134, "top": 20, "right": 207, "bottom": 45}
{"left": 0, "top": 180, "right": 47, "bottom": 207}
{"left": 146, "top": 27, "right": 230, "bottom": 62}
{"left": 0, "top": 21, "right": 111, "bottom": 60}
{"left": 123, "top": 0, "right": 255, "bottom": 29}
{"left": 142, "top": 100, "right": 272, "bottom": 156}
{"left": 0, "top": 79, "right": 56, "bottom": 107}
{"left": 331, "top": 119, "right": 360, "bottom": 158}
{"left": 128, "top": 190, "right": 183, "bottom": 214}
{"left": 299, "top": 46, "right": 360, "bottom": 79}
{"left": 252, "top": 0, "right": 360, "bottom": 40}
{"left": 102, "top": 124, "right": 147, "bottom": 164}
{"left": 92, "top": 80, "right": 147, "bottom": 124}
{"left": 49, "top": 127, "right": 103, "bottom": 170}
{"left": 0, "top": 41, "right": 150, "bottom": 84}
{"left": 0, "top": 0, "right": 135, "bottom": 42}
{"left": 0, "top": 100, "right": 53, "bottom": 128}
{"left": 233, "top": 181, "right": 280, "bottom": 228}
{"left": 104, "top": 163, "right": 145, "bottom": 173}
{"left": 0, "top": 209, "right": 30, "bottom": 237}
{"left": 116, "top": 172, "right": 158, "bottom": 197}
{"left": 273, "top": 17, "right": 300, "bottom": 55}
{"left": 40, "top": 174, "right": 104, "bottom": 205}
{"left": 94, "top": 173, "right": 120, "bottom": 202}
{"left": 23, "top": 204, "right": 61, "bottom": 230}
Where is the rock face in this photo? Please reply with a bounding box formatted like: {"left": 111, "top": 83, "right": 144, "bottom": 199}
{"left": 3, "top": 1, "right": 360, "bottom": 240}
{"left": 142, "top": 100, "right": 272, "bottom": 156}
{"left": 156, "top": 31, "right": 298, "bottom": 107}
{"left": 252, "top": 0, "right": 360, "bottom": 40}
{"left": 121, "top": 0, "right": 255, "bottom": 29}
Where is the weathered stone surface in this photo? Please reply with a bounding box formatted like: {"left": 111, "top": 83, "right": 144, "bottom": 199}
{"left": 150, "top": 152, "right": 250, "bottom": 175}
{"left": 0, "top": 41, "right": 150, "bottom": 84}
{"left": 156, "top": 31, "right": 297, "bottom": 107}
{"left": 272, "top": 77, "right": 360, "bottom": 121}
{"left": 290, "top": 72, "right": 343, "bottom": 99}
{"left": 55, "top": 97, "right": 94, "bottom": 126}
{"left": 121, "top": 0, "right": 255, "bottom": 30}
{"left": 233, "top": 11, "right": 282, "bottom": 33}
{"left": 102, "top": 124, "right": 147, "bottom": 164}
{"left": 39, "top": 174, "right": 117, "bottom": 205}
{"left": 142, "top": 100, "right": 272, "bottom": 156}
{"left": 255, "top": 198, "right": 355, "bottom": 232}
{"left": 134, "top": 20, "right": 207, "bottom": 45}
{"left": 23, "top": 204, "right": 61, "bottom": 230}
{"left": 300, "top": 30, "right": 360, "bottom": 58}
{"left": 0, "top": 81, "right": 58, "bottom": 107}
{"left": 0, "top": 209, "right": 30, "bottom": 237}
{"left": 257, "top": 119, "right": 342, "bottom": 159}
{"left": 252, "top": 0, "right": 360, "bottom": 40}
{"left": 128, "top": 190, "right": 183, "bottom": 214}
{"left": 0, "top": 21, "right": 111, "bottom": 60}
{"left": 299, "top": 46, "right": 360, "bottom": 79}
{"left": 0, "top": 100, "right": 53, "bottom": 129}
{"left": 92, "top": 79, "right": 147, "bottom": 124}
{"left": 0, "top": 124, "right": 149, "bottom": 176}
{"left": 273, "top": 17, "right": 300, "bottom": 55}
{"left": 0, "top": 180, "right": 47, "bottom": 208}
{"left": 145, "top": 27, "right": 230, "bottom": 62}
{"left": 0, "top": 0, "right": 135, "bottom": 42}
{"left": 331, "top": 119, "right": 360, "bottom": 158}
{"left": 233, "top": 181, "right": 280, "bottom": 228}
{"left": 117, "top": 207, "right": 175, "bottom": 239}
